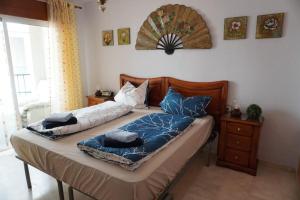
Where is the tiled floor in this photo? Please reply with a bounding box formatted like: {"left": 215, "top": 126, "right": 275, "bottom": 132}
{"left": 171, "top": 155, "right": 300, "bottom": 200}
{"left": 0, "top": 150, "right": 299, "bottom": 200}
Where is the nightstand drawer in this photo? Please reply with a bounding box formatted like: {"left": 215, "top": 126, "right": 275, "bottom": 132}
{"left": 87, "top": 96, "right": 114, "bottom": 107}
{"left": 226, "top": 134, "right": 251, "bottom": 151}
{"left": 225, "top": 149, "right": 249, "bottom": 167}
{"left": 88, "top": 98, "right": 104, "bottom": 106}
{"left": 227, "top": 122, "right": 253, "bottom": 137}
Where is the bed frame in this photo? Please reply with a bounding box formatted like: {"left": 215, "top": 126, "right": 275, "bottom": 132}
{"left": 120, "top": 74, "right": 228, "bottom": 131}
{"left": 17, "top": 74, "right": 228, "bottom": 200}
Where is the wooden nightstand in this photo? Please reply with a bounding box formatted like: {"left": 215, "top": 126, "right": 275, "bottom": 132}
{"left": 217, "top": 114, "right": 263, "bottom": 176}
{"left": 87, "top": 96, "right": 114, "bottom": 107}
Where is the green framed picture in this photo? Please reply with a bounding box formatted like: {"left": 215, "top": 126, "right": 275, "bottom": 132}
{"left": 102, "top": 30, "right": 114, "bottom": 46}
{"left": 224, "top": 16, "right": 248, "bottom": 40}
{"left": 256, "top": 13, "right": 284, "bottom": 39}
{"left": 118, "top": 28, "right": 130, "bottom": 45}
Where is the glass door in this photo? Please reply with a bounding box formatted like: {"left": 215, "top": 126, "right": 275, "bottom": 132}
{"left": 7, "top": 22, "right": 51, "bottom": 127}
{"left": 0, "top": 18, "right": 7, "bottom": 150}
{"left": 0, "top": 18, "right": 21, "bottom": 151}
{"left": 7, "top": 22, "right": 50, "bottom": 105}
{"left": 0, "top": 17, "right": 50, "bottom": 151}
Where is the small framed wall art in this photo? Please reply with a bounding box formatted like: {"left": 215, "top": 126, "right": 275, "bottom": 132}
{"left": 256, "top": 13, "right": 284, "bottom": 39}
{"left": 118, "top": 28, "right": 131, "bottom": 45}
{"left": 102, "top": 30, "right": 114, "bottom": 46}
{"left": 224, "top": 16, "right": 248, "bottom": 40}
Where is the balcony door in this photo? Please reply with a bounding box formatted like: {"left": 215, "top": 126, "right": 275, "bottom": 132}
{"left": 0, "top": 17, "right": 50, "bottom": 151}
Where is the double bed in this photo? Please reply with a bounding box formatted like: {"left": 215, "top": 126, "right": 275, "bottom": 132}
{"left": 10, "top": 74, "right": 228, "bottom": 200}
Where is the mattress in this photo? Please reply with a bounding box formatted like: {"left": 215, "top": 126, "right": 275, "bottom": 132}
{"left": 10, "top": 107, "right": 213, "bottom": 200}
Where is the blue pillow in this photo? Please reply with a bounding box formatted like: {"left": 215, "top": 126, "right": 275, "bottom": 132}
{"left": 160, "top": 88, "right": 212, "bottom": 118}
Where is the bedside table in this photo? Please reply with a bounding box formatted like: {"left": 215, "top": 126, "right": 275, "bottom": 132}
{"left": 217, "top": 114, "right": 263, "bottom": 176}
{"left": 87, "top": 96, "right": 114, "bottom": 107}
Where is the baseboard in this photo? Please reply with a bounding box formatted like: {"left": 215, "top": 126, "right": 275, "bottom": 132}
{"left": 259, "top": 160, "right": 296, "bottom": 173}
{"left": 200, "top": 151, "right": 296, "bottom": 173}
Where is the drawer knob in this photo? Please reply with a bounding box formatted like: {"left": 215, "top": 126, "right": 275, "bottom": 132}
{"left": 237, "top": 128, "right": 241, "bottom": 132}
{"left": 234, "top": 156, "right": 239, "bottom": 160}
{"left": 236, "top": 140, "right": 240, "bottom": 145}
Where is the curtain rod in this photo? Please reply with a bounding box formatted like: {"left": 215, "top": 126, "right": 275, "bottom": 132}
{"left": 45, "top": 1, "right": 83, "bottom": 10}
{"left": 74, "top": 5, "right": 82, "bottom": 9}
{"left": 66, "top": 3, "right": 82, "bottom": 10}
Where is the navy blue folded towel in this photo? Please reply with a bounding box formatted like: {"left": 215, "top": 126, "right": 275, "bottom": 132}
{"left": 100, "top": 136, "right": 144, "bottom": 148}
{"left": 42, "top": 117, "right": 77, "bottom": 129}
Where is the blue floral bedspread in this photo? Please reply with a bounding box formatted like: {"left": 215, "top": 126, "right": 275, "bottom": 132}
{"left": 77, "top": 113, "right": 194, "bottom": 170}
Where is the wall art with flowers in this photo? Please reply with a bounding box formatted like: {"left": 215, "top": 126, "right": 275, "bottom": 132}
{"left": 102, "top": 30, "right": 114, "bottom": 46}
{"left": 256, "top": 13, "right": 284, "bottom": 39}
{"left": 224, "top": 16, "right": 248, "bottom": 40}
{"left": 118, "top": 28, "right": 131, "bottom": 45}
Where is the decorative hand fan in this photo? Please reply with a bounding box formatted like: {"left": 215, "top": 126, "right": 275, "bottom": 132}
{"left": 135, "top": 4, "right": 212, "bottom": 55}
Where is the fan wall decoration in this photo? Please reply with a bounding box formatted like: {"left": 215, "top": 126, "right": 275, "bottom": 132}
{"left": 135, "top": 4, "right": 212, "bottom": 55}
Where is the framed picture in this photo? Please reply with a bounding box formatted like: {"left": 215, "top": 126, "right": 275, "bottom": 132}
{"left": 102, "top": 30, "right": 114, "bottom": 46}
{"left": 118, "top": 28, "right": 130, "bottom": 45}
{"left": 224, "top": 16, "right": 248, "bottom": 40}
{"left": 256, "top": 13, "right": 284, "bottom": 39}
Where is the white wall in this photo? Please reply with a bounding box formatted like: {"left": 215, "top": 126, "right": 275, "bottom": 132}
{"left": 78, "top": 0, "right": 300, "bottom": 169}
{"left": 73, "top": 0, "right": 90, "bottom": 105}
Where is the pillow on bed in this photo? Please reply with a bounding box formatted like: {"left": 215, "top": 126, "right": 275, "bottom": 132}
{"left": 114, "top": 80, "right": 149, "bottom": 108}
{"left": 160, "top": 87, "right": 212, "bottom": 118}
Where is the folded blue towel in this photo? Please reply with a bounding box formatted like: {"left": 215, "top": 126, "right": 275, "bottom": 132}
{"left": 45, "top": 113, "right": 73, "bottom": 123}
{"left": 42, "top": 116, "right": 77, "bottom": 129}
{"left": 101, "top": 136, "right": 143, "bottom": 148}
{"left": 105, "top": 129, "right": 138, "bottom": 143}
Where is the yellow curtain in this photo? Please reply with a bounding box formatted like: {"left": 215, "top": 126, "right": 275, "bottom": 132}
{"left": 48, "top": 0, "right": 83, "bottom": 112}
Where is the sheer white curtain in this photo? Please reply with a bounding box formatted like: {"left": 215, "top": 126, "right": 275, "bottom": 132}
{"left": 0, "top": 18, "right": 21, "bottom": 150}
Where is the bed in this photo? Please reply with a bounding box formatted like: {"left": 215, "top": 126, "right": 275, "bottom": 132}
{"left": 10, "top": 74, "right": 228, "bottom": 200}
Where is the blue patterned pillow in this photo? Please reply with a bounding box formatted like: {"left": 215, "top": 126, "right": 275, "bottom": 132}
{"left": 160, "top": 88, "right": 212, "bottom": 118}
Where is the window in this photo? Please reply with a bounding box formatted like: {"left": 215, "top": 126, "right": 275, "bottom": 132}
{"left": 7, "top": 22, "right": 50, "bottom": 105}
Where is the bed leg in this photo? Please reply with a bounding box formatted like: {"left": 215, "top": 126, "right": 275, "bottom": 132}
{"left": 57, "top": 180, "right": 65, "bottom": 200}
{"left": 68, "top": 186, "right": 74, "bottom": 200}
{"left": 206, "top": 141, "right": 212, "bottom": 167}
{"left": 23, "top": 162, "right": 32, "bottom": 189}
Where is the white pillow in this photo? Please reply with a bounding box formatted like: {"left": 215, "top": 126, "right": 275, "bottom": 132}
{"left": 114, "top": 80, "right": 148, "bottom": 108}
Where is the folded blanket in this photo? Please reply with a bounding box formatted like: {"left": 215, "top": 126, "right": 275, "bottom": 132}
{"left": 42, "top": 116, "right": 77, "bottom": 129}
{"left": 26, "top": 101, "right": 133, "bottom": 140}
{"left": 105, "top": 129, "right": 138, "bottom": 143}
{"left": 101, "top": 136, "right": 143, "bottom": 148}
{"left": 45, "top": 112, "right": 74, "bottom": 123}
{"left": 78, "top": 113, "right": 195, "bottom": 170}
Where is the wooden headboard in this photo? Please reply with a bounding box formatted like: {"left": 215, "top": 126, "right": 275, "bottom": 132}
{"left": 120, "top": 74, "right": 228, "bottom": 130}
